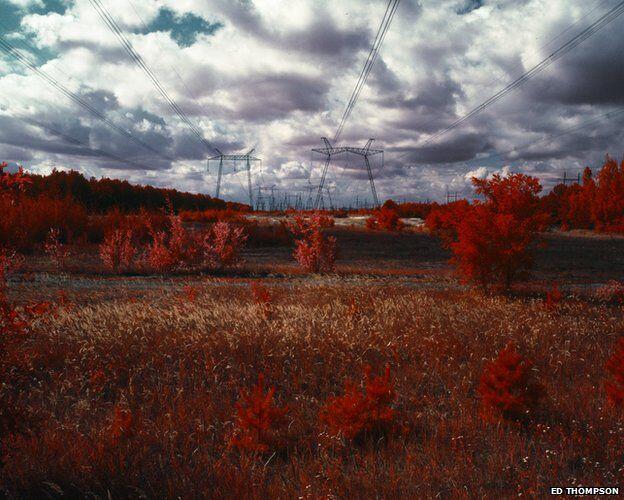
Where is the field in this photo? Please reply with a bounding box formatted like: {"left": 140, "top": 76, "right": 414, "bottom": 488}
{"left": 2, "top": 219, "right": 624, "bottom": 497}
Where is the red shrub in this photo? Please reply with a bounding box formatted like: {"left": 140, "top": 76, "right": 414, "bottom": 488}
{"left": 478, "top": 344, "right": 545, "bottom": 423}
{"left": 427, "top": 175, "right": 547, "bottom": 289}
{"left": 425, "top": 200, "right": 471, "bottom": 246}
{"left": 229, "top": 374, "right": 289, "bottom": 453}
{"left": 366, "top": 206, "right": 404, "bottom": 232}
{"left": 203, "top": 221, "right": 248, "bottom": 270}
{"left": 544, "top": 283, "right": 563, "bottom": 310}
{"left": 250, "top": 282, "right": 273, "bottom": 319}
{"left": 44, "top": 228, "right": 70, "bottom": 270}
{"left": 142, "top": 215, "right": 199, "bottom": 273}
{"left": 320, "top": 365, "right": 395, "bottom": 441}
{"left": 287, "top": 214, "right": 336, "bottom": 273}
{"left": 99, "top": 229, "right": 136, "bottom": 273}
{"left": 605, "top": 338, "right": 624, "bottom": 407}
{"left": 109, "top": 404, "right": 134, "bottom": 446}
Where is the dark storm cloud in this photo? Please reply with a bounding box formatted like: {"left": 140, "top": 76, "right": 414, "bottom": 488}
{"left": 381, "top": 76, "right": 465, "bottom": 134}
{"left": 529, "top": 22, "right": 624, "bottom": 106}
{"left": 211, "top": 0, "right": 371, "bottom": 63}
{"left": 227, "top": 73, "right": 330, "bottom": 122}
{"left": 369, "top": 57, "right": 402, "bottom": 94}
{"left": 395, "top": 132, "right": 492, "bottom": 164}
{"left": 279, "top": 16, "right": 370, "bottom": 60}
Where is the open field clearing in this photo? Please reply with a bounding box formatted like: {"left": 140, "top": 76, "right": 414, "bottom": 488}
{"left": 8, "top": 224, "right": 624, "bottom": 305}
{"left": 2, "top": 279, "right": 624, "bottom": 497}
{"left": 2, "top": 218, "right": 624, "bottom": 497}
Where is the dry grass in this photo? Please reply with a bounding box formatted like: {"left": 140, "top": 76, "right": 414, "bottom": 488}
{"left": 2, "top": 281, "right": 623, "bottom": 497}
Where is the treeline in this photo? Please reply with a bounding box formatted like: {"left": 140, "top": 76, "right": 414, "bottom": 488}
{"left": 383, "top": 155, "right": 624, "bottom": 235}
{"left": 542, "top": 155, "right": 624, "bottom": 233}
{"left": 25, "top": 169, "right": 248, "bottom": 213}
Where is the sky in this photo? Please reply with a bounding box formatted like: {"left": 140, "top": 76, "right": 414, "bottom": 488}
{"left": 0, "top": 0, "right": 623, "bottom": 204}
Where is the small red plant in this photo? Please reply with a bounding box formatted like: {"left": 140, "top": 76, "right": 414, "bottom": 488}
{"left": 99, "top": 229, "right": 136, "bottom": 273}
{"left": 229, "top": 374, "right": 289, "bottom": 453}
{"left": 478, "top": 343, "right": 545, "bottom": 423}
{"left": 366, "top": 206, "right": 404, "bottom": 232}
{"left": 204, "top": 221, "right": 248, "bottom": 269}
{"left": 250, "top": 282, "right": 273, "bottom": 319}
{"left": 44, "top": 228, "right": 70, "bottom": 270}
{"left": 544, "top": 283, "right": 563, "bottom": 310}
{"left": 182, "top": 285, "right": 199, "bottom": 303}
{"left": 287, "top": 214, "right": 336, "bottom": 273}
{"left": 320, "top": 365, "right": 395, "bottom": 441}
{"left": 605, "top": 338, "right": 624, "bottom": 407}
{"left": 110, "top": 404, "right": 134, "bottom": 446}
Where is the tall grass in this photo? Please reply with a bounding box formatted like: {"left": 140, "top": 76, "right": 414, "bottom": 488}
{"left": 1, "top": 283, "right": 623, "bottom": 497}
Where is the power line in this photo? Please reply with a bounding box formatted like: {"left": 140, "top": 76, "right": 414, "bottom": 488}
{"left": 88, "top": 0, "right": 218, "bottom": 155}
{"left": 419, "top": 0, "right": 624, "bottom": 147}
{"left": 0, "top": 34, "right": 184, "bottom": 167}
{"left": 461, "top": 0, "right": 611, "bottom": 116}
{"left": 333, "top": 0, "right": 401, "bottom": 143}
{"left": 471, "top": 105, "right": 624, "bottom": 165}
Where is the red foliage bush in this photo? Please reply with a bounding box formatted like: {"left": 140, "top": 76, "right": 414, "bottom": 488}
{"left": 44, "top": 228, "right": 70, "bottom": 270}
{"left": 142, "top": 215, "right": 191, "bottom": 273}
{"left": 204, "top": 221, "right": 248, "bottom": 270}
{"left": 605, "top": 338, "right": 624, "bottom": 408}
{"left": 544, "top": 283, "right": 563, "bottom": 310}
{"left": 229, "top": 374, "right": 289, "bottom": 453}
{"left": 427, "top": 174, "right": 547, "bottom": 289}
{"left": 99, "top": 229, "right": 137, "bottom": 273}
{"left": 320, "top": 365, "right": 395, "bottom": 441}
{"left": 366, "top": 206, "right": 404, "bottom": 232}
{"left": 250, "top": 282, "right": 273, "bottom": 319}
{"left": 478, "top": 344, "right": 545, "bottom": 423}
{"left": 287, "top": 213, "right": 336, "bottom": 273}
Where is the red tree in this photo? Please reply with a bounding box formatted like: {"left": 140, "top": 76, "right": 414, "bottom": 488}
{"left": 366, "top": 205, "right": 404, "bottom": 232}
{"left": 229, "top": 374, "right": 289, "bottom": 453}
{"left": 427, "top": 174, "right": 548, "bottom": 289}
{"left": 591, "top": 156, "right": 624, "bottom": 232}
{"left": 478, "top": 343, "right": 545, "bottom": 423}
{"left": 320, "top": 365, "right": 395, "bottom": 441}
{"left": 287, "top": 213, "right": 336, "bottom": 273}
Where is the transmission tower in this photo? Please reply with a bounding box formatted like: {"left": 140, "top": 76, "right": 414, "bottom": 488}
{"left": 311, "top": 138, "right": 382, "bottom": 210}
{"left": 208, "top": 147, "right": 260, "bottom": 206}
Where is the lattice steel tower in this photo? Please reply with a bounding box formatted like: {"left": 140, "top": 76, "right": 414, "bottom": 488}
{"left": 208, "top": 148, "right": 260, "bottom": 206}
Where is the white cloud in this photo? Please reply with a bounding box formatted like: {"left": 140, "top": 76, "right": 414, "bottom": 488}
{"left": 0, "top": 0, "right": 623, "bottom": 203}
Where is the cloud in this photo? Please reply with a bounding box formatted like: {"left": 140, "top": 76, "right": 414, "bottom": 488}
{"left": 0, "top": 0, "right": 622, "bottom": 203}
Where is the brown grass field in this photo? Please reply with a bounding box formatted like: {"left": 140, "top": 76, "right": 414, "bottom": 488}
{"left": 2, "top": 222, "right": 624, "bottom": 497}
